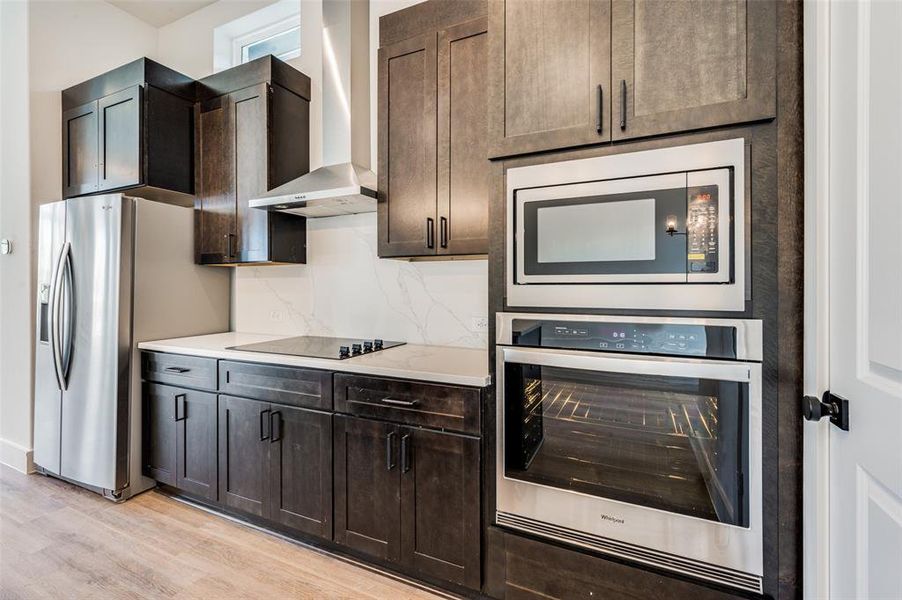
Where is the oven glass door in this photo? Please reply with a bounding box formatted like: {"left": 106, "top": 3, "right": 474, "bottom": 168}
{"left": 503, "top": 350, "right": 750, "bottom": 527}
{"left": 515, "top": 169, "right": 732, "bottom": 284}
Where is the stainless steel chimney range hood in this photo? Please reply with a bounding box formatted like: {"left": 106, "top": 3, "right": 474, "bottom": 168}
{"left": 251, "top": 162, "right": 377, "bottom": 218}
{"left": 250, "top": 0, "right": 375, "bottom": 218}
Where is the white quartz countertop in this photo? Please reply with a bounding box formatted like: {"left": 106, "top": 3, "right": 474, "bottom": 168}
{"left": 138, "top": 332, "right": 491, "bottom": 388}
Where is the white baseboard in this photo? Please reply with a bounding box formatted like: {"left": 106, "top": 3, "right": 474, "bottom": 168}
{"left": 0, "top": 438, "right": 34, "bottom": 473}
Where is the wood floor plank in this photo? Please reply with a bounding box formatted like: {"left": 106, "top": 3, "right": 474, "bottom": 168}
{"left": 0, "top": 467, "right": 443, "bottom": 600}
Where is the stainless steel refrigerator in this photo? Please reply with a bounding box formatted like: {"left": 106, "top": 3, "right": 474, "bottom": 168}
{"left": 33, "top": 193, "right": 230, "bottom": 500}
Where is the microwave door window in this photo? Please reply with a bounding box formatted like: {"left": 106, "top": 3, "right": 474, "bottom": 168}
{"left": 521, "top": 186, "right": 687, "bottom": 282}
{"left": 503, "top": 363, "right": 749, "bottom": 527}
{"left": 536, "top": 199, "right": 657, "bottom": 264}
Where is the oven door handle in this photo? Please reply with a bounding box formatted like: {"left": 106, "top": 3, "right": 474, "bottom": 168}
{"left": 499, "top": 346, "right": 754, "bottom": 383}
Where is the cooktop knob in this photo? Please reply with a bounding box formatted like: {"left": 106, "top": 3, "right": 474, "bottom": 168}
{"left": 374, "top": 339, "right": 384, "bottom": 350}
{"left": 352, "top": 343, "right": 362, "bottom": 355}
{"left": 339, "top": 345, "right": 350, "bottom": 358}
{"left": 363, "top": 341, "right": 373, "bottom": 353}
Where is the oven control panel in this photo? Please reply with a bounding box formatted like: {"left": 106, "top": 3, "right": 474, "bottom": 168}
{"left": 511, "top": 319, "right": 737, "bottom": 359}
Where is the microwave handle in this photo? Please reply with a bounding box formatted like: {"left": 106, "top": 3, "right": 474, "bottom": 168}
{"left": 500, "top": 346, "right": 753, "bottom": 383}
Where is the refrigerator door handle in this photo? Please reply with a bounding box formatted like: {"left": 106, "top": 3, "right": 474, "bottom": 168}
{"left": 49, "top": 241, "right": 69, "bottom": 391}
{"left": 60, "top": 246, "right": 75, "bottom": 386}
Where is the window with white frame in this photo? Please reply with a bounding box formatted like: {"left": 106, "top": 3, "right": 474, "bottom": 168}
{"left": 213, "top": 0, "right": 301, "bottom": 72}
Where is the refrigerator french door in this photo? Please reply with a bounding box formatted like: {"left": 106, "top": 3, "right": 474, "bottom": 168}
{"left": 34, "top": 195, "right": 134, "bottom": 494}
{"left": 33, "top": 194, "right": 230, "bottom": 499}
{"left": 495, "top": 313, "right": 764, "bottom": 593}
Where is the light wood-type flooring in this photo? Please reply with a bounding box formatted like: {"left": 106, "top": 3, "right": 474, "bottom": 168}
{"left": 0, "top": 465, "right": 444, "bottom": 599}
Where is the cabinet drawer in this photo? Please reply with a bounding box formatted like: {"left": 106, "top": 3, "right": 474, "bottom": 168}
{"left": 218, "top": 361, "right": 333, "bottom": 410}
{"left": 334, "top": 374, "right": 480, "bottom": 435}
{"left": 141, "top": 352, "right": 217, "bottom": 391}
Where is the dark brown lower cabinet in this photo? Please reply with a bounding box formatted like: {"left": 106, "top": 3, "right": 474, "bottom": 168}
{"left": 144, "top": 383, "right": 178, "bottom": 486}
{"left": 144, "top": 383, "right": 217, "bottom": 501}
{"left": 269, "top": 405, "right": 332, "bottom": 538}
{"left": 334, "top": 415, "right": 481, "bottom": 589}
{"left": 175, "top": 389, "right": 218, "bottom": 500}
{"left": 333, "top": 415, "right": 401, "bottom": 561}
{"left": 401, "top": 427, "right": 481, "bottom": 589}
{"left": 218, "top": 395, "right": 332, "bottom": 537}
{"left": 218, "top": 395, "right": 270, "bottom": 516}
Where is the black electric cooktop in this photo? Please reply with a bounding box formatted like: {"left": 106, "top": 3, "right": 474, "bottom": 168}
{"left": 228, "top": 336, "right": 405, "bottom": 360}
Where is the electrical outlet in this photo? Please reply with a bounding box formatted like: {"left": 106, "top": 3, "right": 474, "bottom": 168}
{"left": 270, "top": 310, "right": 284, "bottom": 322}
{"left": 471, "top": 316, "right": 489, "bottom": 332}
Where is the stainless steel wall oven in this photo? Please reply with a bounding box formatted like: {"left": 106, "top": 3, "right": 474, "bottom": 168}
{"left": 506, "top": 138, "right": 747, "bottom": 311}
{"left": 495, "top": 313, "right": 763, "bottom": 593}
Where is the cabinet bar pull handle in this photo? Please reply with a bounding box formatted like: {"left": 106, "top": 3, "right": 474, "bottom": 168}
{"left": 619, "top": 80, "right": 627, "bottom": 130}
{"left": 401, "top": 433, "right": 411, "bottom": 473}
{"left": 381, "top": 397, "right": 418, "bottom": 407}
{"left": 270, "top": 411, "right": 282, "bottom": 443}
{"left": 226, "top": 233, "right": 236, "bottom": 258}
{"left": 164, "top": 366, "right": 190, "bottom": 374}
{"left": 426, "top": 218, "right": 435, "bottom": 249}
{"left": 260, "top": 409, "right": 271, "bottom": 441}
{"left": 440, "top": 217, "right": 448, "bottom": 248}
{"left": 175, "top": 394, "right": 186, "bottom": 421}
{"left": 386, "top": 431, "right": 396, "bottom": 471}
{"left": 596, "top": 84, "right": 603, "bottom": 134}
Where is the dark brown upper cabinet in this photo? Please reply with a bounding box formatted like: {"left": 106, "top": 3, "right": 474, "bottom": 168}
{"left": 61, "top": 58, "right": 196, "bottom": 205}
{"left": 487, "top": 0, "right": 612, "bottom": 158}
{"left": 611, "top": 0, "right": 776, "bottom": 141}
{"left": 378, "top": 1, "right": 489, "bottom": 259}
{"left": 487, "top": 0, "right": 776, "bottom": 157}
{"left": 195, "top": 56, "right": 311, "bottom": 266}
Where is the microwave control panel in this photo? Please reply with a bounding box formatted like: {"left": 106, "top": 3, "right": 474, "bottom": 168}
{"left": 511, "top": 319, "right": 737, "bottom": 359}
{"left": 686, "top": 185, "right": 720, "bottom": 274}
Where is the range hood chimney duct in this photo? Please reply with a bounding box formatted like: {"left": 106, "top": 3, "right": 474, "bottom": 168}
{"left": 249, "top": 0, "right": 376, "bottom": 217}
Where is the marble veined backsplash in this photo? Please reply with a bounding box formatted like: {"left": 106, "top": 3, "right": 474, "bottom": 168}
{"left": 232, "top": 213, "right": 489, "bottom": 349}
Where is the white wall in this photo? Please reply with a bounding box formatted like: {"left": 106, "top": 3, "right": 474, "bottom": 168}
{"left": 232, "top": 0, "right": 488, "bottom": 349}
{"left": 0, "top": 0, "right": 33, "bottom": 473}
{"left": 0, "top": 0, "right": 158, "bottom": 472}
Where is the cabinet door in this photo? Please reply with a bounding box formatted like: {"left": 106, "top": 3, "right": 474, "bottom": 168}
{"left": 98, "top": 85, "right": 143, "bottom": 192}
{"left": 437, "top": 17, "right": 490, "bottom": 256}
{"left": 62, "top": 100, "right": 99, "bottom": 198}
{"left": 176, "top": 389, "right": 218, "bottom": 501}
{"left": 611, "top": 0, "right": 775, "bottom": 140}
{"left": 377, "top": 34, "right": 438, "bottom": 258}
{"left": 195, "top": 95, "right": 236, "bottom": 264}
{"left": 218, "top": 395, "right": 270, "bottom": 517}
{"left": 333, "top": 415, "right": 401, "bottom": 561}
{"left": 268, "top": 406, "right": 332, "bottom": 539}
{"left": 400, "top": 428, "right": 481, "bottom": 589}
{"left": 231, "top": 83, "right": 271, "bottom": 264}
{"left": 143, "top": 383, "right": 177, "bottom": 486}
{"left": 487, "top": 0, "right": 611, "bottom": 158}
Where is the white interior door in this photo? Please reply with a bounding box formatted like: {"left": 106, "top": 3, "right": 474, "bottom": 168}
{"left": 808, "top": 1, "right": 902, "bottom": 598}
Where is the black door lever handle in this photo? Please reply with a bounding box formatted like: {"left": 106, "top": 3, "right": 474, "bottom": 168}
{"left": 802, "top": 391, "right": 849, "bottom": 431}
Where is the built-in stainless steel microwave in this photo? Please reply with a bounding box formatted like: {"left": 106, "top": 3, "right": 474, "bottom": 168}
{"left": 506, "top": 139, "right": 747, "bottom": 311}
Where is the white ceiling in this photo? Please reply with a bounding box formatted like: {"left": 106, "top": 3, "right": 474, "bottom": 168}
{"left": 106, "top": 0, "right": 219, "bottom": 28}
